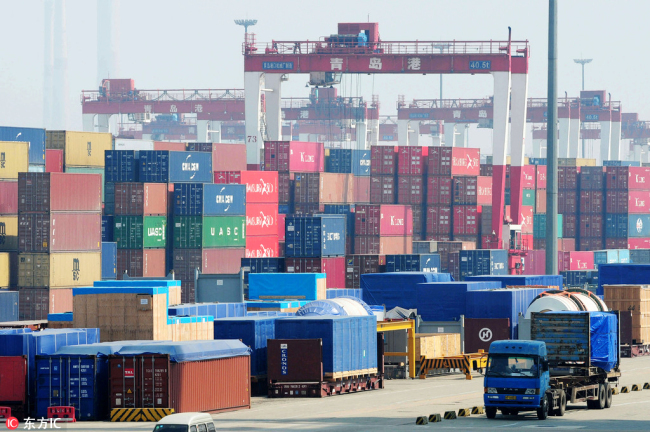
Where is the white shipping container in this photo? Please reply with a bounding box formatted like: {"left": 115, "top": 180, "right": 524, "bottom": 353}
{"left": 114, "top": 139, "right": 155, "bottom": 151}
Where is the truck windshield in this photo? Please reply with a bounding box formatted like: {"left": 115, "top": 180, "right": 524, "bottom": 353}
{"left": 487, "top": 355, "right": 539, "bottom": 378}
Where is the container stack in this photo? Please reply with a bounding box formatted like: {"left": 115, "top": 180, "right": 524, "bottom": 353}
{"left": 326, "top": 149, "right": 371, "bottom": 205}
{"left": 0, "top": 147, "right": 22, "bottom": 289}
{"left": 504, "top": 164, "right": 536, "bottom": 246}
{"left": 370, "top": 146, "right": 397, "bottom": 205}
{"left": 605, "top": 166, "right": 650, "bottom": 249}
{"left": 558, "top": 166, "right": 579, "bottom": 249}
{"left": 1, "top": 127, "right": 46, "bottom": 172}
{"left": 396, "top": 147, "right": 426, "bottom": 240}
{"left": 603, "top": 284, "right": 650, "bottom": 344}
{"left": 578, "top": 167, "right": 606, "bottom": 251}
{"left": 354, "top": 204, "right": 412, "bottom": 255}
{"left": 17, "top": 172, "right": 102, "bottom": 319}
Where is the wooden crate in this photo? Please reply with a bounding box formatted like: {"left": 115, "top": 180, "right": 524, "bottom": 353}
{"left": 169, "top": 286, "right": 182, "bottom": 306}
{"left": 414, "top": 333, "right": 461, "bottom": 358}
{"left": 317, "top": 277, "right": 327, "bottom": 300}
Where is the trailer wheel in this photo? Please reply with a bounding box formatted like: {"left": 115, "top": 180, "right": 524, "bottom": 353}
{"left": 555, "top": 390, "right": 566, "bottom": 416}
{"left": 486, "top": 407, "right": 497, "bottom": 419}
{"left": 596, "top": 384, "right": 606, "bottom": 409}
{"left": 537, "top": 396, "right": 549, "bottom": 420}
{"left": 605, "top": 384, "right": 613, "bottom": 409}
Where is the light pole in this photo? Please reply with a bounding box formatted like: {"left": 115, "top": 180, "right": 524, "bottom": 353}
{"left": 573, "top": 58, "right": 592, "bottom": 91}
{"left": 234, "top": 19, "right": 257, "bottom": 37}
{"left": 433, "top": 44, "right": 451, "bottom": 106}
{"left": 546, "top": 0, "right": 558, "bottom": 275}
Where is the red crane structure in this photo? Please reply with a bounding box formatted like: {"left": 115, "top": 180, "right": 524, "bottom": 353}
{"left": 243, "top": 22, "right": 530, "bottom": 246}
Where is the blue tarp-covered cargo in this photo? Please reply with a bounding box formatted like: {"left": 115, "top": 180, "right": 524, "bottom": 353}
{"left": 464, "top": 275, "right": 563, "bottom": 288}
{"left": 597, "top": 264, "right": 650, "bottom": 296}
{"left": 115, "top": 340, "right": 250, "bottom": 362}
{"left": 296, "top": 297, "right": 373, "bottom": 317}
{"left": 248, "top": 273, "right": 326, "bottom": 301}
{"left": 327, "top": 288, "right": 362, "bottom": 300}
{"left": 361, "top": 272, "right": 453, "bottom": 310}
{"left": 168, "top": 303, "right": 246, "bottom": 319}
{"left": 416, "top": 281, "right": 502, "bottom": 321}
{"left": 213, "top": 317, "right": 276, "bottom": 376}
{"left": 275, "top": 315, "right": 377, "bottom": 373}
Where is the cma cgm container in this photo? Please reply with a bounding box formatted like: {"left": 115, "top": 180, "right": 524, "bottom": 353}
{"left": 109, "top": 341, "right": 251, "bottom": 413}
{"left": 385, "top": 254, "right": 441, "bottom": 272}
{"left": 18, "top": 252, "right": 101, "bottom": 288}
{"left": 114, "top": 183, "right": 168, "bottom": 216}
{"left": 114, "top": 216, "right": 167, "bottom": 249}
{"left": 428, "top": 147, "right": 480, "bottom": 176}
{"left": 18, "top": 173, "right": 101, "bottom": 213}
{"left": 458, "top": 250, "right": 508, "bottom": 280}
{"left": 326, "top": 149, "right": 371, "bottom": 176}
{"left": 355, "top": 204, "right": 413, "bottom": 237}
{"left": 0, "top": 141, "right": 30, "bottom": 179}
{"left": 139, "top": 151, "right": 213, "bottom": 183}
{"left": 285, "top": 257, "right": 346, "bottom": 288}
{"left": 285, "top": 215, "right": 346, "bottom": 257}
{"left": 0, "top": 126, "right": 46, "bottom": 166}
{"left": 263, "top": 141, "right": 324, "bottom": 173}
{"left": 173, "top": 183, "right": 246, "bottom": 216}
{"left": 18, "top": 213, "right": 101, "bottom": 253}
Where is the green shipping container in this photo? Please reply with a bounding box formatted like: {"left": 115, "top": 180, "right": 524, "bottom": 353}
{"left": 202, "top": 216, "right": 246, "bottom": 248}
{"left": 522, "top": 189, "right": 536, "bottom": 209}
{"left": 115, "top": 216, "right": 166, "bottom": 249}
{"left": 533, "top": 213, "right": 563, "bottom": 239}
{"left": 64, "top": 166, "right": 105, "bottom": 201}
{"left": 174, "top": 216, "right": 202, "bottom": 249}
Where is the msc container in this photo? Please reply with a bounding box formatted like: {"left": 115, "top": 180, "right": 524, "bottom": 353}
{"left": 113, "top": 139, "right": 154, "bottom": 151}
{"left": 458, "top": 249, "right": 508, "bottom": 280}
{"left": 213, "top": 317, "right": 276, "bottom": 376}
{"left": 397, "top": 176, "right": 424, "bottom": 205}
{"left": 248, "top": 273, "right": 326, "bottom": 301}
{"left": 361, "top": 272, "right": 453, "bottom": 310}
{"left": 0, "top": 141, "right": 30, "bottom": 179}
{"left": 0, "top": 180, "right": 18, "bottom": 214}
{"left": 61, "top": 131, "right": 112, "bottom": 167}
{"left": 18, "top": 252, "right": 101, "bottom": 288}
{"left": 397, "top": 146, "right": 427, "bottom": 176}
{"left": 274, "top": 315, "right": 377, "bottom": 373}
{"left": 0, "top": 215, "right": 18, "bottom": 251}
{"left": 370, "top": 146, "right": 397, "bottom": 175}
{"left": 114, "top": 215, "right": 167, "bottom": 249}
{"left": 263, "top": 141, "right": 325, "bottom": 173}
{"left": 285, "top": 257, "right": 346, "bottom": 289}
{"left": 18, "top": 173, "right": 102, "bottom": 213}
{"left": 385, "top": 254, "right": 441, "bottom": 273}
{"left": 416, "top": 281, "right": 502, "bottom": 321}
{"left": 138, "top": 151, "right": 213, "bottom": 183}
{"left": 101, "top": 242, "right": 117, "bottom": 279}
{"left": 369, "top": 174, "right": 396, "bottom": 204}
{"left": 606, "top": 166, "right": 650, "bottom": 190}
{"left": 558, "top": 251, "right": 595, "bottom": 272}
{"left": 285, "top": 215, "right": 346, "bottom": 257}
{"left": 355, "top": 204, "right": 413, "bottom": 237}
{"left": 326, "top": 149, "right": 370, "bottom": 176}
{"left": 114, "top": 183, "right": 168, "bottom": 216}
{"left": 428, "top": 147, "right": 480, "bottom": 176}
{"left": 45, "top": 149, "right": 64, "bottom": 173}
{"left": 0, "top": 127, "right": 46, "bottom": 166}
{"left": 0, "top": 290, "right": 18, "bottom": 321}
{"left": 18, "top": 212, "right": 101, "bottom": 253}
{"left": 109, "top": 341, "right": 251, "bottom": 413}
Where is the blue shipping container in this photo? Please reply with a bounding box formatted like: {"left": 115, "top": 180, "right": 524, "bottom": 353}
{"left": 603, "top": 160, "right": 641, "bottom": 167}
{"left": 101, "top": 216, "right": 114, "bottom": 242}
{"left": 619, "top": 249, "right": 630, "bottom": 263}
{"left": 561, "top": 270, "right": 598, "bottom": 287}
{"left": 361, "top": 272, "right": 453, "bottom": 310}
{"left": 0, "top": 290, "right": 18, "bottom": 322}
{"left": 465, "top": 275, "right": 564, "bottom": 288}
{"left": 627, "top": 214, "right": 650, "bottom": 238}
{"left": 326, "top": 149, "right": 371, "bottom": 176}
{"left": 285, "top": 215, "right": 346, "bottom": 257}
{"left": 274, "top": 315, "right": 377, "bottom": 373}
{"left": 597, "top": 264, "right": 650, "bottom": 296}
{"left": 248, "top": 273, "right": 326, "bottom": 301}
{"left": 466, "top": 288, "right": 549, "bottom": 339}
{"left": 323, "top": 204, "right": 355, "bottom": 237}
{"left": 459, "top": 250, "right": 508, "bottom": 280}
{"left": 605, "top": 214, "right": 628, "bottom": 238}
{"left": 594, "top": 250, "right": 619, "bottom": 269}
{"left": 104, "top": 150, "right": 136, "bottom": 183}
{"left": 168, "top": 302, "right": 246, "bottom": 319}
{"left": 0, "top": 126, "right": 46, "bottom": 166}
{"left": 213, "top": 317, "right": 276, "bottom": 376}
{"left": 203, "top": 184, "right": 246, "bottom": 216}
{"left": 173, "top": 183, "right": 204, "bottom": 216}
{"left": 630, "top": 249, "right": 650, "bottom": 264}
{"left": 241, "top": 257, "right": 285, "bottom": 284}
{"left": 528, "top": 158, "right": 547, "bottom": 165}
{"left": 140, "top": 151, "right": 213, "bottom": 183}
{"left": 101, "top": 242, "right": 117, "bottom": 280}
{"left": 326, "top": 288, "right": 362, "bottom": 300}
{"left": 385, "top": 254, "right": 441, "bottom": 272}
{"left": 48, "top": 313, "right": 73, "bottom": 322}
{"left": 416, "top": 281, "right": 502, "bottom": 321}
{"left": 278, "top": 204, "right": 290, "bottom": 214}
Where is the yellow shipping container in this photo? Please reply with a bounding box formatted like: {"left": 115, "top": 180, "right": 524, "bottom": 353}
{"left": 50, "top": 251, "right": 101, "bottom": 288}
{"left": 64, "top": 131, "right": 112, "bottom": 167}
{"left": 0, "top": 216, "right": 18, "bottom": 251}
{"left": 0, "top": 252, "right": 9, "bottom": 287}
{"left": 0, "top": 142, "right": 29, "bottom": 179}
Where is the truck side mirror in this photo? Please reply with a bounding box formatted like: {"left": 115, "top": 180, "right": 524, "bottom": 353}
{"left": 542, "top": 360, "right": 549, "bottom": 371}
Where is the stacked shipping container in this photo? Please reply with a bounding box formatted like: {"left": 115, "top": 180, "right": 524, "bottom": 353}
{"left": 605, "top": 167, "right": 650, "bottom": 249}
{"left": 578, "top": 167, "right": 605, "bottom": 251}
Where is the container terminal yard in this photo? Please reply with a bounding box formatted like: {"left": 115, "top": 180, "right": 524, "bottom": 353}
{"left": 2, "top": 1, "right": 650, "bottom": 430}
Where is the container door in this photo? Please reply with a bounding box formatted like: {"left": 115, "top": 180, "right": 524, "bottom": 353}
{"left": 110, "top": 357, "right": 138, "bottom": 408}
{"left": 136, "top": 355, "right": 170, "bottom": 408}
{"left": 67, "top": 357, "right": 98, "bottom": 421}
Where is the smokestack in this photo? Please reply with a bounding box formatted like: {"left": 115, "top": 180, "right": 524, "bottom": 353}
{"left": 43, "top": 0, "right": 54, "bottom": 129}
{"left": 52, "top": 0, "right": 68, "bottom": 129}
{"left": 97, "top": 0, "right": 120, "bottom": 85}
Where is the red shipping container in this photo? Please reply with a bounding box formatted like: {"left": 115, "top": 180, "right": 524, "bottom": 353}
{"left": 353, "top": 236, "right": 412, "bottom": 255}
{"left": 18, "top": 173, "right": 102, "bottom": 213}
{"left": 370, "top": 146, "right": 397, "bottom": 175}
{"left": 277, "top": 213, "right": 286, "bottom": 241}
{"left": 579, "top": 214, "right": 604, "bottom": 238}
{"left": 153, "top": 142, "right": 186, "bottom": 151}
{"left": 448, "top": 251, "right": 460, "bottom": 281}
{"left": 536, "top": 165, "right": 547, "bottom": 190}
{"left": 202, "top": 248, "right": 246, "bottom": 274}
{"left": 263, "top": 141, "right": 324, "bottom": 173}
{"left": 397, "top": 176, "right": 424, "bottom": 205}
{"left": 558, "top": 190, "right": 578, "bottom": 214}
{"left": 212, "top": 143, "right": 247, "bottom": 171}
{"left": 503, "top": 205, "right": 533, "bottom": 234}
{"left": 103, "top": 78, "right": 134, "bottom": 94}
{"left": 214, "top": 171, "right": 242, "bottom": 184}
{"left": 285, "top": 257, "right": 346, "bottom": 288}
{"left": 522, "top": 249, "right": 546, "bottom": 275}
{"left": 115, "top": 183, "right": 168, "bottom": 216}
{"left": 559, "top": 238, "right": 576, "bottom": 251}
{"left": 606, "top": 190, "right": 650, "bottom": 214}
{"left": 481, "top": 235, "right": 494, "bottom": 249}
{"left": 240, "top": 171, "right": 279, "bottom": 204}
{"left": 606, "top": 166, "right": 650, "bottom": 190}
{"left": 354, "top": 176, "right": 370, "bottom": 204}
{"left": 344, "top": 254, "right": 385, "bottom": 289}
{"left": 520, "top": 165, "right": 536, "bottom": 189}
{"left": 18, "top": 212, "right": 101, "bottom": 252}
{"left": 536, "top": 189, "right": 547, "bottom": 214}
{"left": 453, "top": 176, "right": 478, "bottom": 205}
{"left": 562, "top": 213, "right": 578, "bottom": 238}
{"left": 626, "top": 238, "right": 650, "bottom": 249}
{"left": 427, "top": 147, "right": 480, "bottom": 176}
{"left": 0, "top": 356, "right": 27, "bottom": 408}
{"left": 558, "top": 251, "right": 594, "bottom": 271}
{"left": 453, "top": 205, "right": 481, "bottom": 236}
{"left": 605, "top": 238, "right": 627, "bottom": 249}
{"left": 397, "top": 146, "right": 427, "bottom": 176}
{"left": 426, "top": 205, "right": 452, "bottom": 235}
{"left": 579, "top": 167, "right": 605, "bottom": 190}
{"left": 480, "top": 164, "right": 493, "bottom": 177}
{"left": 246, "top": 203, "right": 278, "bottom": 237}
{"left": 578, "top": 237, "right": 604, "bottom": 252}
{"left": 45, "top": 149, "right": 63, "bottom": 173}
{"left": 245, "top": 235, "right": 279, "bottom": 258}
{"left": 579, "top": 190, "right": 604, "bottom": 214}
{"left": 49, "top": 288, "right": 73, "bottom": 314}
{"left": 453, "top": 234, "right": 479, "bottom": 244}
{"left": 0, "top": 180, "right": 18, "bottom": 214}
{"left": 477, "top": 176, "right": 492, "bottom": 205}
{"left": 427, "top": 176, "right": 452, "bottom": 205}
{"left": 521, "top": 234, "right": 533, "bottom": 249}
{"left": 411, "top": 205, "right": 424, "bottom": 237}
{"left": 558, "top": 166, "right": 580, "bottom": 190}
{"left": 116, "top": 248, "right": 166, "bottom": 280}
{"left": 370, "top": 175, "right": 396, "bottom": 204}
{"left": 355, "top": 204, "right": 413, "bottom": 236}
{"left": 294, "top": 173, "right": 354, "bottom": 204}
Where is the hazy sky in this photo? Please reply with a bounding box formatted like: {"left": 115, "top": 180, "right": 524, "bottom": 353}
{"left": 2, "top": 0, "right": 649, "bottom": 147}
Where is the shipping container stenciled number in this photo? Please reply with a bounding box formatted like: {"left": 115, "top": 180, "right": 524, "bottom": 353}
{"left": 469, "top": 61, "right": 491, "bottom": 70}
{"left": 247, "top": 136, "right": 257, "bottom": 142}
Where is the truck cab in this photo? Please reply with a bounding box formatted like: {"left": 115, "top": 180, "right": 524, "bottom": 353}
{"left": 484, "top": 340, "right": 551, "bottom": 419}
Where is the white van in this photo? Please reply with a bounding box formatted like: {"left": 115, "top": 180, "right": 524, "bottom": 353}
{"left": 153, "top": 413, "right": 216, "bottom": 432}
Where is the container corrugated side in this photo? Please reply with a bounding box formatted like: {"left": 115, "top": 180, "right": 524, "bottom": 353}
{"left": 64, "top": 132, "right": 112, "bottom": 167}
{"left": 101, "top": 242, "right": 117, "bottom": 279}
{"left": 0, "top": 127, "right": 46, "bottom": 165}
{"left": 0, "top": 142, "right": 30, "bottom": 179}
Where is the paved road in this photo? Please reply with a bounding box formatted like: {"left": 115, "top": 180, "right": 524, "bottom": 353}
{"left": 4, "top": 356, "right": 650, "bottom": 431}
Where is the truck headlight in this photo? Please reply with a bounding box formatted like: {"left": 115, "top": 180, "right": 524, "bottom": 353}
{"left": 487, "top": 387, "right": 498, "bottom": 394}
{"left": 525, "top": 388, "right": 540, "bottom": 395}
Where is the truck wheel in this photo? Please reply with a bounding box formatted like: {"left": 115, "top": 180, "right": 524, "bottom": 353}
{"left": 555, "top": 390, "right": 566, "bottom": 416}
{"left": 605, "top": 384, "right": 613, "bottom": 409}
{"left": 597, "top": 384, "right": 606, "bottom": 409}
{"left": 486, "top": 407, "right": 497, "bottom": 419}
{"left": 537, "top": 396, "right": 549, "bottom": 420}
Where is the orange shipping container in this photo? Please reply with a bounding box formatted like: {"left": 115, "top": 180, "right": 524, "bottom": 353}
{"left": 49, "top": 288, "right": 73, "bottom": 314}
{"left": 354, "top": 176, "right": 370, "bottom": 203}
{"left": 354, "top": 236, "right": 413, "bottom": 255}
{"left": 154, "top": 142, "right": 186, "bottom": 151}
{"left": 536, "top": 189, "right": 547, "bottom": 214}
{"left": 213, "top": 143, "right": 247, "bottom": 171}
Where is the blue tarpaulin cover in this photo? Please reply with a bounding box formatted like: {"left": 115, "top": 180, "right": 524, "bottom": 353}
{"left": 55, "top": 341, "right": 168, "bottom": 356}
{"left": 168, "top": 303, "right": 246, "bottom": 319}
{"left": 248, "top": 273, "right": 326, "bottom": 301}
{"left": 327, "top": 289, "right": 362, "bottom": 300}
{"left": 115, "top": 340, "right": 250, "bottom": 362}
{"left": 213, "top": 317, "right": 277, "bottom": 376}
{"left": 589, "top": 312, "right": 618, "bottom": 371}
{"left": 416, "top": 281, "right": 502, "bottom": 321}
{"left": 464, "top": 275, "right": 563, "bottom": 288}
{"left": 361, "top": 272, "right": 453, "bottom": 310}
{"left": 597, "top": 264, "right": 650, "bottom": 296}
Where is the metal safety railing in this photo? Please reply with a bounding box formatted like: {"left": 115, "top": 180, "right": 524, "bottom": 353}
{"left": 402, "top": 98, "right": 493, "bottom": 110}
{"left": 81, "top": 88, "right": 244, "bottom": 104}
